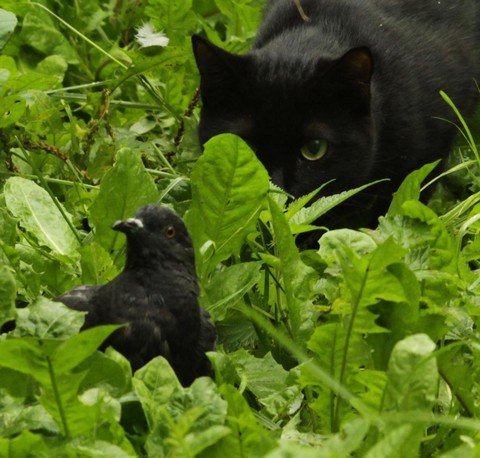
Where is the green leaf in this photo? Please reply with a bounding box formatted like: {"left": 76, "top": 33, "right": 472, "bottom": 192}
{"left": 207, "top": 384, "right": 277, "bottom": 458}
{"left": 0, "top": 265, "right": 15, "bottom": 328}
{"left": 186, "top": 134, "right": 269, "bottom": 276}
{"left": 0, "top": 400, "right": 58, "bottom": 437}
{"left": 216, "top": 308, "right": 258, "bottom": 351}
{"left": 65, "top": 441, "right": 136, "bottom": 458}
{"left": 0, "top": 8, "right": 16, "bottom": 50}
{"left": 437, "top": 345, "right": 478, "bottom": 417}
{"left": 229, "top": 350, "right": 302, "bottom": 416}
{"left": 304, "top": 323, "right": 371, "bottom": 429}
{"left": 80, "top": 243, "right": 118, "bottom": 285}
{"left": 385, "top": 334, "right": 438, "bottom": 411}
{"left": 0, "top": 430, "right": 50, "bottom": 457}
{"left": 20, "top": 10, "right": 78, "bottom": 63}
{"left": 335, "top": 237, "right": 416, "bottom": 334}
{"left": 4, "top": 177, "right": 80, "bottom": 259}
{"left": 388, "top": 161, "right": 439, "bottom": 216}
{"left": 36, "top": 55, "right": 68, "bottom": 81}
{"left": 318, "top": 229, "right": 376, "bottom": 265}
{"left": 80, "top": 351, "right": 131, "bottom": 398}
{"left": 90, "top": 148, "right": 158, "bottom": 252}
{"left": 215, "top": 0, "right": 263, "bottom": 41}
{"left": 15, "top": 297, "right": 85, "bottom": 339}
{"left": 380, "top": 201, "right": 456, "bottom": 272}
{"left": 160, "top": 378, "right": 229, "bottom": 456}
{"left": 0, "top": 93, "right": 26, "bottom": 127}
{"left": 289, "top": 180, "right": 387, "bottom": 226}
{"left": 364, "top": 425, "right": 416, "bottom": 458}
{"left": 138, "top": 371, "right": 229, "bottom": 457}
{"left": 267, "top": 197, "right": 317, "bottom": 340}
{"left": 0, "top": 337, "right": 50, "bottom": 384}
{"left": 52, "top": 325, "right": 121, "bottom": 374}
{"left": 2, "top": 72, "right": 60, "bottom": 92}
{"left": 145, "top": 0, "right": 197, "bottom": 44}
{"left": 133, "top": 357, "right": 181, "bottom": 429}
{"left": 202, "top": 262, "right": 261, "bottom": 320}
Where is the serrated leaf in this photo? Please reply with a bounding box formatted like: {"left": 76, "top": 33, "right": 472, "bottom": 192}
{"left": 289, "top": 180, "right": 386, "bottom": 226}
{"left": 90, "top": 148, "right": 158, "bottom": 252}
{"left": 335, "top": 237, "right": 418, "bottom": 334}
{"left": 4, "top": 177, "right": 79, "bottom": 259}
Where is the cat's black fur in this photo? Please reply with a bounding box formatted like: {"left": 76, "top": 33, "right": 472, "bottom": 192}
{"left": 193, "top": 0, "right": 480, "bottom": 228}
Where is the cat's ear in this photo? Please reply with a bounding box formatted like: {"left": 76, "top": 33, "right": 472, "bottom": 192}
{"left": 334, "top": 47, "right": 373, "bottom": 86}
{"left": 326, "top": 47, "right": 373, "bottom": 112}
{"left": 192, "top": 35, "right": 245, "bottom": 100}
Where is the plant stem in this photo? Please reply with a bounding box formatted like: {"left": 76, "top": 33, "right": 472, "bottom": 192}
{"left": 333, "top": 262, "right": 370, "bottom": 432}
{"left": 46, "top": 355, "right": 70, "bottom": 438}
{"left": 31, "top": 3, "right": 128, "bottom": 70}
{"left": 0, "top": 171, "right": 97, "bottom": 190}
{"left": 151, "top": 143, "right": 177, "bottom": 175}
{"left": 46, "top": 80, "right": 112, "bottom": 94}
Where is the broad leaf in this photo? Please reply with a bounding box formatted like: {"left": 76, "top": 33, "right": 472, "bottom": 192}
{"left": 15, "top": 297, "right": 84, "bottom": 339}
{"left": 186, "top": 134, "right": 269, "bottom": 277}
{"left": 4, "top": 177, "right": 80, "bottom": 259}
{"left": 90, "top": 148, "right": 158, "bottom": 252}
{"left": 52, "top": 325, "right": 121, "bottom": 374}
{"left": 0, "top": 8, "right": 16, "bottom": 50}
{"left": 385, "top": 333, "right": 438, "bottom": 411}
{"left": 207, "top": 384, "right": 277, "bottom": 458}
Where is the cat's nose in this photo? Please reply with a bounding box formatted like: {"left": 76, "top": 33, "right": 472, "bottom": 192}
{"left": 270, "top": 168, "right": 284, "bottom": 188}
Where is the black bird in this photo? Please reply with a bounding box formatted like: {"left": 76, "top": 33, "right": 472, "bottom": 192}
{"left": 56, "top": 204, "right": 216, "bottom": 386}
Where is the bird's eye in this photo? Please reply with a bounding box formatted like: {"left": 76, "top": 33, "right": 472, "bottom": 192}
{"left": 165, "top": 225, "right": 176, "bottom": 239}
{"left": 300, "top": 139, "right": 328, "bottom": 161}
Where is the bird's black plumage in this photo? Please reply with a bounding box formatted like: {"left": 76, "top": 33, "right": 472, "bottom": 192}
{"left": 56, "top": 204, "right": 216, "bottom": 386}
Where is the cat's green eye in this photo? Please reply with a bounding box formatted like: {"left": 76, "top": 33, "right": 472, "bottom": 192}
{"left": 301, "top": 139, "right": 328, "bottom": 161}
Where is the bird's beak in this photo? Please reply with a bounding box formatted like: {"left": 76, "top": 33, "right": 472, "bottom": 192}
{"left": 112, "top": 217, "right": 144, "bottom": 233}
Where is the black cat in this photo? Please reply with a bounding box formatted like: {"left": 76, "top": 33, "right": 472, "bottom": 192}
{"left": 192, "top": 0, "right": 480, "bottom": 228}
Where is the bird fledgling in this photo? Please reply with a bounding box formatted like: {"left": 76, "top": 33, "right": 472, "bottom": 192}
{"left": 56, "top": 204, "right": 216, "bottom": 386}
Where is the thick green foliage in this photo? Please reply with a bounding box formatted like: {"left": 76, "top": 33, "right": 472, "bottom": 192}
{"left": 0, "top": 1, "right": 480, "bottom": 456}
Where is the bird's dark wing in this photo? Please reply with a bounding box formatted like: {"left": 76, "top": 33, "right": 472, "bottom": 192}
{"left": 55, "top": 285, "right": 101, "bottom": 313}
{"left": 88, "top": 274, "right": 174, "bottom": 371}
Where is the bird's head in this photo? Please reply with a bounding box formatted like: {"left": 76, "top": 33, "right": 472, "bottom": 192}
{"left": 112, "top": 204, "right": 195, "bottom": 270}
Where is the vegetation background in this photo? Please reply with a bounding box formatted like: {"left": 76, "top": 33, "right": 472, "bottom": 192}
{"left": 0, "top": 1, "right": 479, "bottom": 456}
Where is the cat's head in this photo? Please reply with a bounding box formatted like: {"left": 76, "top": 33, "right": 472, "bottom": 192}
{"left": 192, "top": 35, "right": 375, "bottom": 198}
